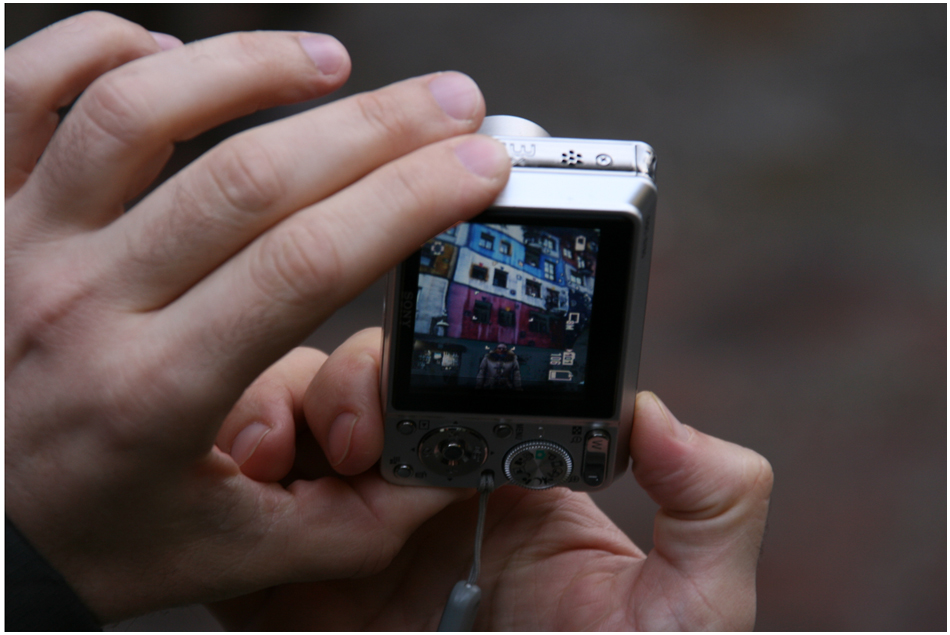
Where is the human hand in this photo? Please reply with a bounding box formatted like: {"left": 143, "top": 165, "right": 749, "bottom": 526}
{"left": 5, "top": 12, "right": 510, "bottom": 622}
{"left": 211, "top": 329, "right": 774, "bottom": 631}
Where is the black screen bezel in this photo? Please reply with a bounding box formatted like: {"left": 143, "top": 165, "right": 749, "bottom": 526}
{"left": 390, "top": 208, "right": 636, "bottom": 418}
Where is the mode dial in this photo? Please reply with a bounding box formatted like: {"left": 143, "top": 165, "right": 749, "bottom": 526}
{"left": 503, "top": 441, "right": 573, "bottom": 490}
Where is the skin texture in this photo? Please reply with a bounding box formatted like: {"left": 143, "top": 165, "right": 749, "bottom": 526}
{"left": 211, "top": 330, "right": 773, "bottom": 630}
{"left": 5, "top": 12, "right": 773, "bottom": 629}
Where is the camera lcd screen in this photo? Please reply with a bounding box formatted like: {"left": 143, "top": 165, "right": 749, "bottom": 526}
{"left": 391, "top": 210, "right": 635, "bottom": 418}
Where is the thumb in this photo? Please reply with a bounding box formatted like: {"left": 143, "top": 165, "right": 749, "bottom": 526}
{"left": 216, "top": 347, "right": 329, "bottom": 482}
{"left": 631, "top": 392, "right": 773, "bottom": 626}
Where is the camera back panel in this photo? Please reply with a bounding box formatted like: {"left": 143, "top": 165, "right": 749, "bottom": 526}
{"left": 381, "top": 121, "right": 656, "bottom": 491}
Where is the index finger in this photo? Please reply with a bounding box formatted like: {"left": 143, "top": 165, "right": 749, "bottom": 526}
{"left": 98, "top": 71, "right": 487, "bottom": 311}
{"left": 157, "top": 132, "right": 510, "bottom": 426}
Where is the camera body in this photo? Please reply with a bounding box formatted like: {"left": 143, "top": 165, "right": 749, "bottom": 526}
{"left": 380, "top": 117, "right": 656, "bottom": 491}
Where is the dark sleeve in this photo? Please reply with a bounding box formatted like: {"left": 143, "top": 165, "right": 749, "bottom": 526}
{"left": 5, "top": 516, "right": 101, "bottom": 631}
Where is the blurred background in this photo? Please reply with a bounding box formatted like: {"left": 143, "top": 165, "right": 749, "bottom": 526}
{"left": 7, "top": 4, "right": 945, "bottom": 631}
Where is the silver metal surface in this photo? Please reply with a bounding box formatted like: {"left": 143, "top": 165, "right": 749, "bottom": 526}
{"left": 477, "top": 114, "right": 551, "bottom": 138}
{"left": 493, "top": 136, "right": 656, "bottom": 178}
{"left": 380, "top": 117, "right": 657, "bottom": 491}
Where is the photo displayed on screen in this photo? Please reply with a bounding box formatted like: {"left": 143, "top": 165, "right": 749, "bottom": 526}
{"left": 410, "top": 222, "right": 600, "bottom": 393}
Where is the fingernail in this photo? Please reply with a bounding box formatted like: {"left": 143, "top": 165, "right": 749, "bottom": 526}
{"left": 150, "top": 31, "right": 183, "bottom": 51}
{"left": 298, "top": 34, "right": 346, "bottom": 75}
{"left": 328, "top": 412, "right": 359, "bottom": 466}
{"left": 648, "top": 392, "right": 693, "bottom": 441}
{"left": 230, "top": 422, "right": 271, "bottom": 466}
{"left": 454, "top": 136, "right": 510, "bottom": 179}
{"left": 429, "top": 72, "right": 481, "bottom": 121}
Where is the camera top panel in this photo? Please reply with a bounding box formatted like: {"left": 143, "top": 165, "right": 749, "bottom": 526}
{"left": 492, "top": 136, "right": 656, "bottom": 181}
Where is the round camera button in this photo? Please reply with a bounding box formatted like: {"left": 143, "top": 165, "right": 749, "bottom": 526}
{"left": 493, "top": 424, "right": 513, "bottom": 438}
{"left": 417, "top": 427, "right": 488, "bottom": 477}
{"left": 396, "top": 420, "right": 416, "bottom": 435}
{"left": 442, "top": 441, "right": 464, "bottom": 461}
{"left": 393, "top": 464, "right": 414, "bottom": 478}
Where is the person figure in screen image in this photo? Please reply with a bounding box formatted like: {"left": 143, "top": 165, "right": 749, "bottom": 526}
{"left": 476, "top": 343, "right": 522, "bottom": 389}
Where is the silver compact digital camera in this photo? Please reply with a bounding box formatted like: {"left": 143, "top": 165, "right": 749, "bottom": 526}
{"left": 380, "top": 116, "right": 656, "bottom": 491}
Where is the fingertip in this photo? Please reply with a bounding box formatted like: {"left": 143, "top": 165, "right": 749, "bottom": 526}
{"left": 217, "top": 347, "right": 327, "bottom": 482}
{"left": 220, "top": 398, "right": 297, "bottom": 482}
{"left": 297, "top": 33, "right": 350, "bottom": 79}
{"left": 428, "top": 71, "right": 484, "bottom": 123}
{"left": 633, "top": 391, "right": 773, "bottom": 523}
{"left": 630, "top": 392, "right": 701, "bottom": 502}
{"left": 324, "top": 407, "right": 385, "bottom": 476}
{"left": 454, "top": 135, "right": 512, "bottom": 181}
{"left": 325, "top": 411, "right": 357, "bottom": 469}
{"left": 149, "top": 31, "right": 184, "bottom": 51}
{"left": 230, "top": 421, "right": 271, "bottom": 466}
{"left": 631, "top": 392, "right": 693, "bottom": 465}
{"left": 236, "top": 419, "right": 296, "bottom": 482}
{"left": 304, "top": 329, "right": 385, "bottom": 476}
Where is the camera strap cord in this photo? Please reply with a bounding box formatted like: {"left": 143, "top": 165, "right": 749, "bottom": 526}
{"left": 437, "top": 472, "right": 495, "bottom": 632}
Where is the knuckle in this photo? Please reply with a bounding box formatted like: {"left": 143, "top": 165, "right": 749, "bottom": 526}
{"left": 321, "top": 345, "right": 379, "bottom": 394}
{"left": 105, "top": 347, "right": 202, "bottom": 447}
{"left": 384, "top": 159, "right": 434, "bottom": 216}
{"left": 5, "top": 65, "right": 31, "bottom": 108}
{"left": 52, "top": 11, "right": 128, "bottom": 37}
{"left": 53, "top": 11, "right": 158, "bottom": 58}
{"left": 77, "top": 73, "right": 153, "bottom": 147}
{"left": 353, "top": 89, "right": 416, "bottom": 147}
{"left": 206, "top": 140, "right": 286, "bottom": 215}
{"left": 60, "top": 10, "right": 128, "bottom": 29}
{"left": 55, "top": 338, "right": 205, "bottom": 458}
{"left": 186, "top": 31, "right": 278, "bottom": 73}
{"left": 6, "top": 253, "right": 102, "bottom": 363}
{"left": 284, "top": 345, "right": 330, "bottom": 372}
{"left": 248, "top": 221, "right": 343, "bottom": 308}
{"left": 184, "top": 32, "right": 325, "bottom": 105}
{"left": 228, "top": 31, "right": 283, "bottom": 68}
{"left": 8, "top": 12, "right": 159, "bottom": 137}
